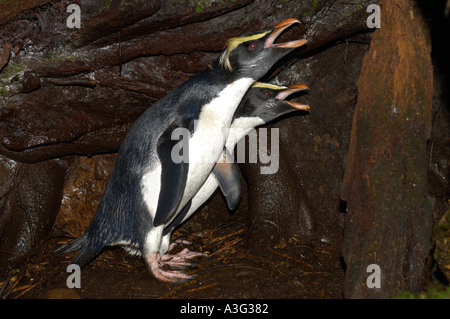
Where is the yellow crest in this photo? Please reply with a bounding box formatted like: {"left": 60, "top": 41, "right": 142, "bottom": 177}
{"left": 252, "top": 81, "right": 287, "bottom": 90}
{"left": 219, "top": 31, "right": 271, "bottom": 71}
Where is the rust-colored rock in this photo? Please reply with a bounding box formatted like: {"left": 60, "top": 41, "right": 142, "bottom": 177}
{"left": 340, "top": 0, "right": 433, "bottom": 298}
{"left": 55, "top": 154, "right": 116, "bottom": 238}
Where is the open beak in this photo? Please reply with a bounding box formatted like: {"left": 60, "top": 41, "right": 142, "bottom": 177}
{"left": 265, "top": 18, "right": 308, "bottom": 49}
{"left": 276, "top": 84, "right": 310, "bottom": 110}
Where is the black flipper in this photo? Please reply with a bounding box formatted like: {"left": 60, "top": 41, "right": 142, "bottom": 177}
{"left": 153, "top": 122, "right": 190, "bottom": 227}
{"left": 213, "top": 149, "right": 242, "bottom": 211}
{"left": 163, "top": 200, "right": 192, "bottom": 237}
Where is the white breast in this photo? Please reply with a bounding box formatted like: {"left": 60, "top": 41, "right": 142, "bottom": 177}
{"left": 225, "top": 116, "right": 265, "bottom": 151}
{"left": 176, "top": 77, "right": 254, "bottom": 209}
{"left": 140, "top": 164, "right": 162, "bottom": 219}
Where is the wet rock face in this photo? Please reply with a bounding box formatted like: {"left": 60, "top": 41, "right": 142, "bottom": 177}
{"left": 0, "top": 155, "right": 67, "bottom": 270}
{"left": 0, "top": 85, "right": 147, "bottom": 162}
{"left": 0, "top": 0, "right": 374, "bottom": 164}
{"left": 55, "top": 154, "right": 116, "bottom": 238}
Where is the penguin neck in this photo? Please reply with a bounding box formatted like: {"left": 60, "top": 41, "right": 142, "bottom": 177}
{"left": 207, "top": 60, "right": 253, "bottom": 86}
{"left": 190, "top": 62, "right": 256, "bottom": 146}
{"left": 196, "top": 77, "right": 255, "bottom": 131}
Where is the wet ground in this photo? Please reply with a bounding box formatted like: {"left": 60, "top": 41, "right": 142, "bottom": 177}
{"left": 0, "top": 212, "right": 344, "bottom": 299}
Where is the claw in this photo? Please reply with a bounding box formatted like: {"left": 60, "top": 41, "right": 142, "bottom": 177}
{"left": 145, "top": 252, "right": 195, "bottom": 283}
{"left": 168, "top": 238, "right": 194, "bottom": 252}
{"left": 161, "top": 248, "right": 208, "bottom": 269}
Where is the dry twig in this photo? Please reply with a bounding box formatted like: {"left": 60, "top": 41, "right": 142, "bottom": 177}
{"left": 266, "top": 246, "right": 312, "bottom": 268}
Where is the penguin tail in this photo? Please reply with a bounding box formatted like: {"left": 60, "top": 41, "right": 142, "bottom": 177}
{"left": 55, "top": 233, "right": 103, "bottom": 267}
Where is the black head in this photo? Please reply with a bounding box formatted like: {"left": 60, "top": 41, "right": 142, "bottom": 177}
{"left": 218, "top": 19, "right": 307, "bottom": 79}
{"left": 233, "top": 82, "right": 310, "bottom": 124}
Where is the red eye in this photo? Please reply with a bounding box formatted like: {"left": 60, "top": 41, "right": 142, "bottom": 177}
{"left": 262, "top": 90, "right": 271, "bottom": 96}
{"left": 248, "top": 43, "right": 257, "bottom": 50}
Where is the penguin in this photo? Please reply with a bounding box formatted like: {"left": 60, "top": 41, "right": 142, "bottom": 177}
{"left": 57, "top": 18, "right": 307, "bottom": 283}
{"left": 160, "top": 82, "right": 310, "bottom": 268}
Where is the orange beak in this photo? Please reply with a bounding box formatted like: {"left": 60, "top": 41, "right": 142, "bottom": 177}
{"left": 276, "top": 84, "right": 310, "bottom": 110}
{"left": 265, "top": 18, "right": 308, "bottom": 49}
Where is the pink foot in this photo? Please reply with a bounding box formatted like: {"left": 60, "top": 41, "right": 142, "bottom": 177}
{"left": 168, "top": 239, "right": 193, "bottom": 251}
{"left": 144, "top": 252, "right": 194, "bottom": 283}
{"left": 162, "top": 248, "right": 208, "bottom": 269}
